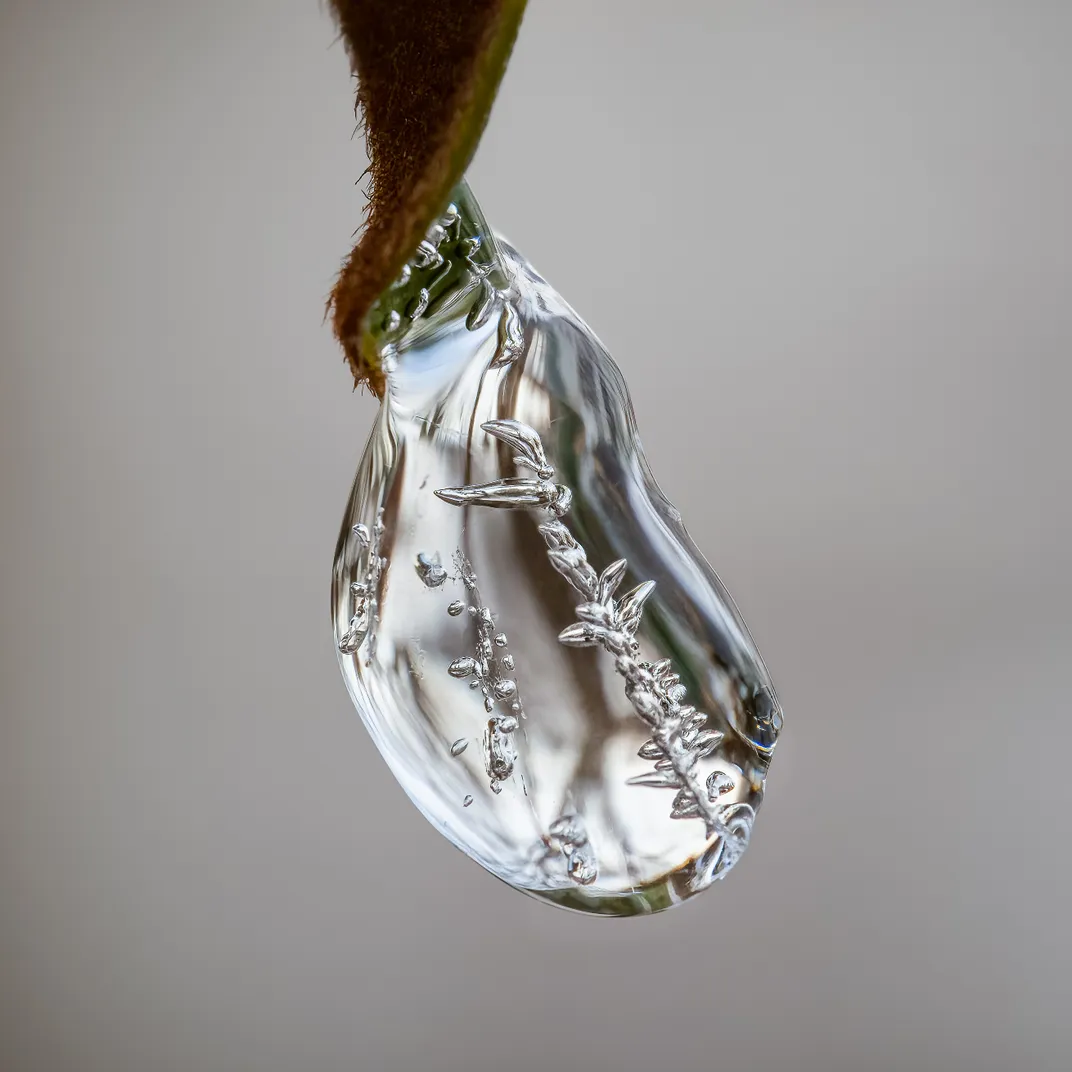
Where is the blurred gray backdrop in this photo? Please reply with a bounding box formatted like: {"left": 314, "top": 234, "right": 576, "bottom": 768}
{"left": 3, "top": 2, "right": 1071, "bottom": 1070}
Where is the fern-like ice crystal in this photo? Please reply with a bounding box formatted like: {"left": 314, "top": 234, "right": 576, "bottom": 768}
{"left": 437, "top": 420, "right": 754, "bottom": 868}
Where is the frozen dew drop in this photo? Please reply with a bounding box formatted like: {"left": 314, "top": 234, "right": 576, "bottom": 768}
{"left": 333, "top": 182, "right": 780, "bottom": 915}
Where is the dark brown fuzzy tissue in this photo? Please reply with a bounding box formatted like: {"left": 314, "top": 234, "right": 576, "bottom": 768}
{"left": 327, "top": 0, "right": 526, "bottom": 394}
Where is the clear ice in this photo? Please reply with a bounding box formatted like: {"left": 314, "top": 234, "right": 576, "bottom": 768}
{"left": 332, "top": 184, "right": 782, "bottom": 915}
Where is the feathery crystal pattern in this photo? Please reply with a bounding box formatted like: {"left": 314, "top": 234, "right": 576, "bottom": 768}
{"left": 437, "top": 421, "right": 754, "bottom": 865}
{"left": 334, "top": 181, "right": 781, "bottom": 912}
{"left": 444, "top": 552, "right": 524, "bottom": 796}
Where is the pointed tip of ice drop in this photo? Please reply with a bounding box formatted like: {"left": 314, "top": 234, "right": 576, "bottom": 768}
{"left": 434, "top": 487, "right": 468, "bottom": 506}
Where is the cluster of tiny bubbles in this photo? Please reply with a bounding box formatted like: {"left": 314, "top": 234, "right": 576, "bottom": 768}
{"left": 444, "top": 553, "right": 524, "bottom": 796}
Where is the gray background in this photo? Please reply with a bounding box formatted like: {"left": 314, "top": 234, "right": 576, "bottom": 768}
{"left": 3, "top": 2, "right": 1071, "bottom": 1069}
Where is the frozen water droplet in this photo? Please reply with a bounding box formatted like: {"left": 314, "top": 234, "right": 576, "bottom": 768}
{"left": 463, "top": 794, "right": 473, "bottom": 808}
{"left": 450, "top": 738, "right": 468, "bottom": 757}
{"left": 333, "top": 182, "right": 780, "bottom": 916}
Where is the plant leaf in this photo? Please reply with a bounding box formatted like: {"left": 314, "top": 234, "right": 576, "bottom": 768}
{"left": 327, "top": 0, "right": 529, "bottom": 393}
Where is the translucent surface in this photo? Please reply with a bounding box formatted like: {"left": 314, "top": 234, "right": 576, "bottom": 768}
{"left": 332, "top": 185, "right": 782, "bottom": 914}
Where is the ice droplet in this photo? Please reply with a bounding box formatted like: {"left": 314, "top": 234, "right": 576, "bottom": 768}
{"left": 333, "top": 183, "right": 781, "bottom": 915}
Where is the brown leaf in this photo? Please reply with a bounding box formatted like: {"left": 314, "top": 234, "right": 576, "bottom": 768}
{"left": 327, "top": 1, "right": 528, "bottom": 392}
